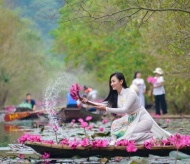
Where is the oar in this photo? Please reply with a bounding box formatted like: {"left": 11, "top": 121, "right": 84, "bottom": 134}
{"left": 78, "top": 93, "right": 98, "bottom": 106}
{"left": 4, "top": 109, "right": 46, "bottom": 122}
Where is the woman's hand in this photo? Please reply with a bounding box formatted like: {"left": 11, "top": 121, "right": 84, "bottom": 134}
{"left": 81, "top": 97, "right": 88, "bottom": 104}
{"left": 95, "top": 106, "right": 106, "bottom": 111}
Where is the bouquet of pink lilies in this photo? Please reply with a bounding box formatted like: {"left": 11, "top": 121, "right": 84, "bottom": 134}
{"left": 147, "top": 76, "right": 157, "bottom": 84}
{"left": 70, "top": 83, "right": 83, "bottom": 100}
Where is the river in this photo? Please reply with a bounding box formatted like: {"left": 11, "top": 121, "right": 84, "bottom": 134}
{"left": 0, "top": 113, "right": 190, "bottom": 164}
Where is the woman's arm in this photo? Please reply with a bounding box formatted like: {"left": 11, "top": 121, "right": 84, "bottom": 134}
{"left": 153, "top": 82, "right": 164, "bottom": 88}
{"left": 87, "top": 100, "right": 108, "bottom": 107}
{"left": 80, "top": 97, "right": 108, "bottom": 107}
{"left": 153, "top": 76, "right": 164, "bottom": 88}
{"left": 106, "top": 92, "right": 136, "bottom": 114}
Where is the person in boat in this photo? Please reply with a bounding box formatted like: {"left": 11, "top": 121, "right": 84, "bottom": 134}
{"left": 18, "top": 93, "right": 36, "bottom": 111}
{"left": 66, "top": 92, "right": 78, "bottom": 108}
{"left": 25, "top": 93, "right": 36, "bottom": 111}
{"left": 82, "top": 86, "right": 96, "bottom": 111}
{"left": 81, "top": 72, "right": 171, "bottom": 145}
{"left": 83, "top": 85, "right": 92, "bottom": 98}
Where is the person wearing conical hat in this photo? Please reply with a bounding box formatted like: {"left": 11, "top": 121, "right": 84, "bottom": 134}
{"left": 152, "top": 68, "right": 167, "bottom": 115}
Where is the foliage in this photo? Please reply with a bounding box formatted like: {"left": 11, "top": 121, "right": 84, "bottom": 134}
{"left": 52, "top": 0, "right": 190, "bottom": 113}
{"left": 0, "top": 2, "right": 63, "bottom": 107}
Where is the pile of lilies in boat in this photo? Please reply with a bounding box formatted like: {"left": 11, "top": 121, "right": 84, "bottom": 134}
{"left": 20, "top": 133, "right": 190, "bottom": 157}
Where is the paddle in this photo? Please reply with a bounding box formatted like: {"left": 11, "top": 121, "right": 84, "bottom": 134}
{"left": 78, "top": 93, "right": 98, "bottom": 107}
{"left": 4, "top": 109, "right": 46, "bottom": 122}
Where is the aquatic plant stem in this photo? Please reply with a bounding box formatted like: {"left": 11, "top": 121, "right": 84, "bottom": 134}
{"left": 175, "top": 149, "right": 179, "bottom": 164}
{"left": 54, "top": 131, "right": 58, "bottom": 144}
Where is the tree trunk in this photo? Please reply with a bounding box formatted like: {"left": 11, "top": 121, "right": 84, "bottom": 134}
{"left": 0, "top": 89, "right": 8, "bottom": 109}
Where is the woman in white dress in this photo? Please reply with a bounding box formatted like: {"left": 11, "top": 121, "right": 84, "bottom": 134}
{"left": 132, "top": 71, "right": 146, "bottom": 107}
{"left": 81, "top": 72, "right": 170, "bottom": 145}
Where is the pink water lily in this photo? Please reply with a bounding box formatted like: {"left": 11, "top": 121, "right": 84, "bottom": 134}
{"left": 144, "top": 140, "right": 153, "bottom": 149}
{"left": 86, "top": 116, "right": 92, "bottom": 121}
{"left": 28, "top": 135, "right": 41, "bottom": 142}
{"left": 99, "top": 127, "right": 104, "bottom": 132}
{"left": 168, "top": 133, "right": 187, "bottom": 149}
{"left": 102, "top": 118, "right": 109, "bottom": 124}
{"left": 114, "top": 157, "right": 122, "bottom": 162}
{"left": 60, "top": 138, "right": 69, "bottom": 145}
{"left": 18, "top": 133, "right": 30, "bottom": 144}
{"left": 149, "top": 138, "right": 159, "bottom": 146}
{"left": 81, "top": 121, "right": 88, "bottom": 128}
{"left": 18, "top": 154, "right": 25, "bottom": 159}
{"left": 71, "top": 119, "right": 76, "bottom": 123}
{"left": 155, "top": 114, "right": 161, "bottom": 119}
{"left": 161, "top": 139, "right": 169, "bottom": 146}
{"left": 126, "top": 141, "right": 137, "bottom": 152}
{"left": 79, "top": 138, "right": 89, "bottom": 147}
{"left": 86, "top": 124, "right": 93, "bottom": 130}
{"left": 70, "top": 83, "right": 83, "bottom": 100}
{"left": 147, "top": 76, "right": 157, "bottom": 84}
{"left": 166, "top": 119, "right": 171, "bottom": 123}
{"left": 115, "top": 139, "right": 129, "bottom": 146}
{"left": 78, "top": 118, "right": 84, "bottom": 123}
{"left": 53, "top": 125, "right": 59, "bottom": 131}
{"left": 91, "top": 139, "right": 108, "bottom": 148}
{"left": 41, "top": 152, "right": 50, "bottom": 159}
{"left": 69, "top": 138, "right": 79, "bottom": 149}
{"left": 41, "top": 140, "right": 54, "bottom": 144}
{"left": 70, "top": 119, "right": 76, "bottom": 127}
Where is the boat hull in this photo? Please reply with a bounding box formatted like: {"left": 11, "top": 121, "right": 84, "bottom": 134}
{"left": 25, "top": 141, "right": 190, "bottom": 158}
{"left": 15, "top": 108, "right": 39, "bottom": 120}
{"left": 57, "top": 108, "right": 102, "bottom": 123}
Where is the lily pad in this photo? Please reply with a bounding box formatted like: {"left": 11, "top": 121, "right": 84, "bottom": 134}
{"left": 127, "top": 156, "right": 149, "bottom": 164}
{"left": 169, "top": 151, "right": 190, "bottom": 160}
{"left": 91, "top": 132, "right": 110, "bottom": 138}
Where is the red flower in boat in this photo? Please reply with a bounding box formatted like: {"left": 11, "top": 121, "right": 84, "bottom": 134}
{"left": 69, "top": 138, "right": 79, "bottom": 149}
{"left": 70, "top": 83, "right": 83, "bottom": 100}
{"left": 79, "top": 138, "right": 90, "bottom": 147}
{"left": 144, "top": 140, "right": 153, "bottom": 149}
{"left": 126, "top": 141, "right": 137, "bottom": 152}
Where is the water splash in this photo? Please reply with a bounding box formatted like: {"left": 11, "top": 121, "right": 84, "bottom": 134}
{"left": 43, "top": 72, "right": 78, "bottom": 137}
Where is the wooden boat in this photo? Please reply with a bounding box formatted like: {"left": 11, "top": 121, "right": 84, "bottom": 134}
{"left": 14, "top": 107, "right": 39, "bottom": 120}
{"left": 57, "top": 107, "right": 102, "bottom": 123}
{"left": 151, "top": 115, "right": 190, "bottom": 119}
{"left": 25, "top": 141, "right": 190, "bottom": 158}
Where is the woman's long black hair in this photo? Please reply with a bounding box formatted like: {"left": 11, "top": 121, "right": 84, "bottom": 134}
{"left": 134, "top": 71, "right": 139, "bottom": 79}
{"left": 104, "top": 72, "right": 128, "bottom": 108}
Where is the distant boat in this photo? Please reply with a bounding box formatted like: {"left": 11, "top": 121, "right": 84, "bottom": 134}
{"left": 25, "top": 141, "right": 190, "bottom": 158}
{"left": 57, "top": 107, "right": 102, "bottom": 123}
{"left": 14, "top": 107, "right": 39, "bottom": 120}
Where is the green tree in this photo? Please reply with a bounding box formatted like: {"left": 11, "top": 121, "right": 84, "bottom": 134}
{"left": 0, "top": 2, "right": 49, "bottom": 107}
{"left": 52, "top": 0, "right": 190, "bottom": 113}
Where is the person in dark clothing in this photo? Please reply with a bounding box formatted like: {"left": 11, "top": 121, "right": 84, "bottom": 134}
{"left": 66, "top": 93, "right": 78, "bottom": 108}
{"left": 25, "top": 93, "right": 36, "bottom": 111}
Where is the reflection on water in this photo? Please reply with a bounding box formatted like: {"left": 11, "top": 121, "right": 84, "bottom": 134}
{"left": 0, "top": 114, "right": 48, "bottom": 147}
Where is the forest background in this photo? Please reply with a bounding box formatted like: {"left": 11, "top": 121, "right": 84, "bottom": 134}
{"left": 1, "top": 0, "right": 190, "bottom": 114}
